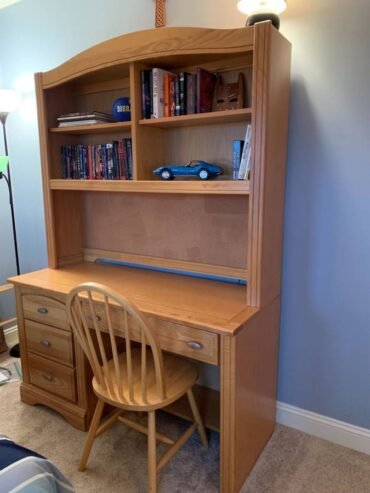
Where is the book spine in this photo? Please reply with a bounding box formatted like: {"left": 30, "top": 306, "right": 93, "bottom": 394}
{"left": 164, "top": 74, "right": 171, "bottom": 117}
{"left": 170, "top": 76, "right": 176, "bottom": 117}
{"left": 238, "top": 124, "right": 252, "bottom": 179}
{"left": 175, "top": 75, "right": 181, "bottom": 116}
{"left": 187, "top": 75, "right": 194, "bottom": 115}
{"left": 126, "top": 138, "right": 133, "bottom": 179}
{"left": 232, "top": 140, "right": 244, "bottom": 180}
{"left": 82, "top": 145, "right": 88, "bottom": 179}
{"left": 179, "top": 72, "right": 187, "bottom": 116}
{"left": 87, "top": 145, "right": 93, "bottom": 180}
{"left": 152, "top": 68, "right": 159, "bottom": 118}
{"left": 141, "top": 70, "right": 151, "bottom": 119}
{"left": 149, "top": 70, "right": 153, "bottom": 118}
{"left": 118, "top": 141, "right": 126, "bottom": 179}
{"left": 106, "top": 143, "right": 114, "bottom": 180}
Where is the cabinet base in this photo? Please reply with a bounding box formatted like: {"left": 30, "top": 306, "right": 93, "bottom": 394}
{"left": 20, "top": 382, "right": 88, "bottom": 431}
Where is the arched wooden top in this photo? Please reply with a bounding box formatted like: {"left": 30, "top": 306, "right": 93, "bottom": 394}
{"left": 41, "top": 26, "right": 255, "bottom": 88}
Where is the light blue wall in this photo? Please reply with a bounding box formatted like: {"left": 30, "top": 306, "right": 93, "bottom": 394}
{"left": 0, "top": 0, "right": 369, "bottom": 429}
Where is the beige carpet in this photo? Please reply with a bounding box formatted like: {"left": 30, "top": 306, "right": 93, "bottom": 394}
{"left": 1, "top": 368, "right": 370, "bottom": 492}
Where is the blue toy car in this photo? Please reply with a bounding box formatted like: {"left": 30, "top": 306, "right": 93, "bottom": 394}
{"left": 154, "top": 160, "right": 223, "bottom": 180}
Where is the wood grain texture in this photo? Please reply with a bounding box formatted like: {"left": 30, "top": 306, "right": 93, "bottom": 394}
{"left": 42, "top": 27, "right": 255, "bottom": 88}
{"left": 25, "top": 319, "right": 74, "bottom": 366}
{"left": 83, "top": 248, "right": 248, "bottom": 281}
{"left": 22, "top": 293, "right": 67, "bottom": 330}
{"left": 81, "top": 192, "right": 248, "bottom": 270}
{"left": 247, "top": 22, "right": 291, "bottom": 307}
{"left": 49, "top": 179, "right": 250, "bottom": 195}
{"left": 20, "top": 382, "right": 88, "bottom": 430}
{"left": 9, "top": 263, "right": 255, "bottom": 334}
{"left": 49, "top": 121, "right": 131, "bottom": 135}
{"left": 139, "top": 108, "right": 251, "bottom": 128}
{"left": 28, "top": 352, "right": 76, "bottom": 402}
{"left": 227, "top": 297, "right": 281, "bottom": 492}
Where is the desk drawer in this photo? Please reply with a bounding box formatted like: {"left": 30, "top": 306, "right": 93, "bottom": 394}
{"left": 28, "top": 353, "right": 76, "bottom": 402}
{"left": 146, "top": 317, "right": 219, "bottom": 365}
{"left": 25, "top": 319, "right": 74, "bottom": 367}
{"left": 22, "top": 294, "right": 67, "bottom": 330}
{"left": 82, "top": 301, "right": 219, "bottom": 365}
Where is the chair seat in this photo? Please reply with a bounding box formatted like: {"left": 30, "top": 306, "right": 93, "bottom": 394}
{"left": 93, "top": 349, "right": 198, "bottom": 411}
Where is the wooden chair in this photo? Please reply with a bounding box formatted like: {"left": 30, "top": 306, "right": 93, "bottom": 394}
{"left": 66, "top": 282, "right": 208, "bottom": 492}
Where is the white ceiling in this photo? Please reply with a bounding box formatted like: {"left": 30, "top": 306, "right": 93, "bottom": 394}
{"left": 0, "top": 0, "right": 22, "bottom": 9}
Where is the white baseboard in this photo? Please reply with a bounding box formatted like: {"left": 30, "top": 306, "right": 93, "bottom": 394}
{"left": 4, "top": 325, "right": 18, "bottom": 348}
{"left": 276, "top": 401, "right": 370, "bottom": 455}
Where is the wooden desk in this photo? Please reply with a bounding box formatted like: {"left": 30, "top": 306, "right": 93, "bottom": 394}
{"left": 9, "top": 261, "right": 280, "bottom": 493}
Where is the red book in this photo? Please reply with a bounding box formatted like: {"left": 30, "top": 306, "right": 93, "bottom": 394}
{"left": 164, "top": 74, "right": 171, "bottom": 117}
{"left": 196, "top": 67, "right": 216, "bottom": 113}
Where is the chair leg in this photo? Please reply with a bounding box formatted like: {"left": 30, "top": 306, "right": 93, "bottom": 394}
{"left": 187, "top": 387, "right": 208, "bottom": 448}
{"left": 148, "top": 411, "right": 157, "bottom": 493}
{"left": 79, "top": 398, "right": 105, "bottom": 472}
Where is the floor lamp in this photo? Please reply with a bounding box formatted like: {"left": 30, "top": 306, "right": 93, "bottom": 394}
{"left": 0, "top": 89, "right": 20, "bottom": 357}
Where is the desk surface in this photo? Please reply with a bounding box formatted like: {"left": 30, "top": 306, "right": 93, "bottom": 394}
{"left": 9, "top": 262, "right": 258, "bottom": 335}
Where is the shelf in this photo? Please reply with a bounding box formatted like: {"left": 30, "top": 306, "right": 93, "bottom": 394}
{"left": 49, "top": 121, "right": 131, "bottom": 134}
{"left": 139, "top": 108, "right": 252, "bottom": 129}
{"left": 49, "top": 179, "right": 250, "bottom": 195}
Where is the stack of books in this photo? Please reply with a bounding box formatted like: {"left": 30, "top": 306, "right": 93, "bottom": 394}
{"left": 60, "top": 139, "right": 133, "bottom": 180}
{"left": 232, "top": 124, "right": 252, "bottom": 180}
{"left": 57, "top": 111, "right": 114, "bottom": 127}
{"left": 141, "top": 67, "right": 216, "bottom": 119}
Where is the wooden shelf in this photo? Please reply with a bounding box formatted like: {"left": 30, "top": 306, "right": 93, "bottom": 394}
{"left": 139, "top": 108, "right": 252, "bottom": 129}
{"left": 49, "top": 179, "right": 250, "bottom": 195}
{"left": 49, "top": 121, "right": 131, "bottom": 134}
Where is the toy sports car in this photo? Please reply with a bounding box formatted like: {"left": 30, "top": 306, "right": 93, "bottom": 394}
{"left": 153, "top": 160, "right": 224, "bottom": 180}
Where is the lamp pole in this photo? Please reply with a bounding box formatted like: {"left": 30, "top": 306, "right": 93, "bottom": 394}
{"left": 0, "top": 111, "right": 20, "bottom": 275}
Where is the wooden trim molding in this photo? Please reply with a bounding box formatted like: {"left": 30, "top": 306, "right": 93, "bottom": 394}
{"left": 42, "top": 27, "right": 255, "bottom": 88}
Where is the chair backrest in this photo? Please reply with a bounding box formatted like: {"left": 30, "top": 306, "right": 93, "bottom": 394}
{"left": 66, "top": 282, "right": 166, "bottom": 404}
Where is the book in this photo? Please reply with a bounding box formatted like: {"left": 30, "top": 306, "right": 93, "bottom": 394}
{"left": 170, "top": 76, "right": 176, "bottom": 116}
{"left": 164, "top": 74, "right": 171, "bottom": 117}
{"left": 238, "top": 124, "right": 252, "bottom": 180}
{"left": 174, "top": 75, "right": 181, "bottom": 116}
{"left": 141, "top": 70, "right": 152, "bottom": 119}
{"left": 186, "top": 74, "right": 196, "bottom": 115}
{"left": 152, "top": 68, "right": 175, "bottom": 118}
{"left": 179, "top": 72, "right": 190, "bottom": 116}
{"left": 196, "top": 68, "right": 217, "bottom": 113}
{"left": 58, "top": 119, "right": 112, "bottom": 127}
{"left": 57, "top": 111, "right": 113, "bottom": 122}
{"left": 232, "top": 140, "right": 244, "bottom": 180}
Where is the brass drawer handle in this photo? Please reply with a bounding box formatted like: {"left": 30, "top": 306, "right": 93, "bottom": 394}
{"left": 37, "top": 307, "right": 48, "bottom": 314}
{"left": 88, "top": 315, "right": 101, "bottom": 322}
{"left": 187, "top": 341, "right": 203, "bottom": 350}
{"left": 40, "top": 339, "right": 51, "bottom": 347}
{"left": 42, "top": 373, "right": 54, "bottom": 382}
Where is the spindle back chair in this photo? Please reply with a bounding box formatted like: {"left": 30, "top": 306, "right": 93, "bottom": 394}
{"left": 66, "top": 282, "right": 208, "bottom": 492}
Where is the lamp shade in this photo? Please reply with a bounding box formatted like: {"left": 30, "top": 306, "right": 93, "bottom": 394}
{"left": 0, "top": 89, "right": 19, "bottom": 113}
{"left": 237, "top": 0, "right": 287, "bottom": 15}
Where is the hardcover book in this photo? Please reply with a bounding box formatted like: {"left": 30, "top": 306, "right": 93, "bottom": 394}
{"left": 141, "top": 70, "right": 152, "bottom": 119}
{"left": 232, "top": 140, "right": 244, "bottom": 180}
{"left": 196, "top": 68, "right": 217, "bottom": 113}
{"left": 152, "top": 68, "right": 175, "bottom": 118}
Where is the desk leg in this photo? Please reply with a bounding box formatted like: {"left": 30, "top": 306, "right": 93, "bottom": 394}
{"left": 220, "top": 297, "right": 280, "bottom": 493}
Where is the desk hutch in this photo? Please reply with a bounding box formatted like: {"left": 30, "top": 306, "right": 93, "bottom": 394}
{"left": 9, "top": 23, "right": 291, "bottom": 493}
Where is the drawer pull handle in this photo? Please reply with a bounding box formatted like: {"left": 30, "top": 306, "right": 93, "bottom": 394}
{"left": 187, "top": 341, "right": 203, "bottom": 350}
{"left": 88, "top": 315, "right": 101, "bottom": 322}
{"left": 37, "top": 307, "right": 48, "bottom": 314}
{"left": 40, "top": 339, "right": 51, "bottom": 347}
{"left": 42, "top": 373, "right": 54, "bottom": 382}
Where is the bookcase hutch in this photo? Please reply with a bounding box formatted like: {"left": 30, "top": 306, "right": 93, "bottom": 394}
{"left": 10, "top": 23, "right": 291, "bottom": 493}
